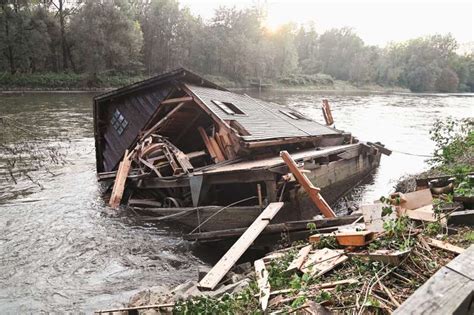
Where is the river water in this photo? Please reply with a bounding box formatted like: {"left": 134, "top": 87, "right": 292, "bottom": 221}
{"left": 0, "top": 91, "right": 472, "bottom": 312}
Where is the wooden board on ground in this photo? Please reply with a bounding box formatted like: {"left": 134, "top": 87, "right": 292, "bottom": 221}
{"left": 286, "top": 245, "right": 312, "bottom": 272}
{"left": 427, "top": 238, "right": 465, "bottom": 255}
{"left": 301, "top": 248, "right": 347, "bottom": 277}
{"left": 393, "top": 245, "right": 474, "bottom": 315}
{"left": 398, "top": 205, "right": 446, "bottom": 224}
{"left": 401, "top": 189, "right": 433, "bottom": 210}
{"left": 254, "top": 259, "right": 270, "bottom": 311}
{"left": 198, "top": 202, "right": 284, "bottom": 290}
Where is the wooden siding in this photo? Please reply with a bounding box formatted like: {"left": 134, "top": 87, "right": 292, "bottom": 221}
{"left": 98, "top": 85, "right": 173, "bottom": 172}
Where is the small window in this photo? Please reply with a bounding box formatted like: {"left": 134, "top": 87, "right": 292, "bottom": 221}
{"left": 212, "top": 100, "right": 245, "bottom": 115}
{"left": 110, "top": 109, "right": 128, "bottom": 135}
{"left": 279, "top": 109, "right": 301, "bottom": 120}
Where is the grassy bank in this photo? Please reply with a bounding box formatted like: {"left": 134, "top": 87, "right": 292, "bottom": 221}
{"left": 0, "top": 72, "right": 147, "bottom": 90}
{"left": 0, "top": 72, "right": 409, "bottom": 93}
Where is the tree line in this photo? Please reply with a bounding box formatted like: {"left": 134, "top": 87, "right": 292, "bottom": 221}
{"left": 1, "top": 0, "right": 473, "bottom": 92}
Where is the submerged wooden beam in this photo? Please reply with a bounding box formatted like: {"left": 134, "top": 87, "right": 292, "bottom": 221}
{"left": 198, "top": 202, "right": 284, "bottom": 290}
{"left": 184, "top": 215, "right": 360, "bottom": 241}
{"left": 280, "top": 150, "right": 336, "bottom": 218}
{"left": 109, "top": 150, "right": 132, "bottom": 208}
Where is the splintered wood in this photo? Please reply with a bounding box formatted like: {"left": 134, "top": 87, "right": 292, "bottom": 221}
{"left": 286, "top": 245, "right": 312, "bottom": 272}
{"left": 254, "top": 259, "right": 270, "bottom": 311}
{"left": 280, "top": 151, "right": 336, "bottom": 218}
{"left": 301, "top": 248, "right": 348, "bottom": 277}
{"left": 198, "top": 202, "right": 284, "bottom": 290}
{"left": 109, "top": 150, "right": 133, "bottom": 209}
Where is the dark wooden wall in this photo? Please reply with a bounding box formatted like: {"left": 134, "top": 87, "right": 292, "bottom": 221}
{"left": 97, "top": 84, "right": 173, "bottom": 172}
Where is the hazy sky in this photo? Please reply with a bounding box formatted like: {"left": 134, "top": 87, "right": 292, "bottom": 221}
{"left": 180, "top": 0, "right": 473, "bottom": 47}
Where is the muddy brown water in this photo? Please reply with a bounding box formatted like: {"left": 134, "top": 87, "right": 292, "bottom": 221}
{"left": 0, "top": 91, "right": 472, "bottom": 312}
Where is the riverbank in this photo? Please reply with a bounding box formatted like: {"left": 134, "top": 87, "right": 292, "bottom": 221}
{"left": 0, "top": 72, "right": 409, "bottom": 93}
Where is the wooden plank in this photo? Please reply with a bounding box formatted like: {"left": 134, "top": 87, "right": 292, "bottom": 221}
{"left": 448, "top": 210, "right": 474, "bottom": 226}
{"left": 159, "top": 96, "right": 193, "bottom": 105}
{"left": 109, "top": 150, "right": 132, "bottom": 208}
{"left": 184, "top": 215, "right": 360, "bottom": 241}
{"left": 427, "top": 238, "right": 465, "bottom": 255}
{"left": 398, "top": 205, "right": 442, "bottom": 223}
{"left": 198, "top": 126, "right": 218, "bottom": 161}
{"left": 280, "top": 151, "right": 336, "bottom": 218}
{"left": 348, "top": 249, "right": 411, "bottom": 265}
{"left": 367, "top": 142, "right": 392, "bottom": 156}
{"left": 335, "top": 231, "right": 374, "bottom": 246}
{"left": 254, "top": 259, "right": 270, "bottom": 311}
{"left": 209, "top": 136, "right": 226, "bottom": 162}
{"left": 321, "top": 99, "right": 334, "bottom": 125}
{"left": 446, "top": 244, "right": 474, "bottom": 279}
{"left": 401, "top": 189, "right": 433, "bottom": 210}
{"left": 301, "top": 248, "right": 347, "bottom": 276}
{"left": 286, "top": 245, "right": 312, "bottom": 272}
{"left": 393, "top": 266, "right": 474, "bottom": 315}
{"left": 142, "top": 102, "right": 186, "bottom": 139}
{"left": 198, "top": 202, "right": 284, "bottom": 290}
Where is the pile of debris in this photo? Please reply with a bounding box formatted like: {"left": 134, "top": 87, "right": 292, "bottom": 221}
{"left": 95, "top": 174, "right": 474, "bottom": 315}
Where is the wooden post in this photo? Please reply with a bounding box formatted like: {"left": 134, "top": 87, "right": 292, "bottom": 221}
{"left": 322, "top": 99, "right": 334, "bottom": 126}
{"left": 280, "top": 151, "right": 336, "bottom": 218}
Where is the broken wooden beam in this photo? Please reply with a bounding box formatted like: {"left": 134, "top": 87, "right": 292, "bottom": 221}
{"left": 142, "top": 102, "right": 186, "bottom": 139}
{"left": 198, "top": 202, "right": 284, "bottom": 290}
{"left": 280, "top": 150, "right": 336, "bottom": 218}
{"left": 321, "top": 99, "right": 334, "bottom": 126}
{"left": 301, "top": 248, "right": 348, "bottom": 276}
{"left": 109, "top": 150, "right": 132, "bottom": 208}
{"left": 159, "top": 96, "right": 193, "bottom": 105}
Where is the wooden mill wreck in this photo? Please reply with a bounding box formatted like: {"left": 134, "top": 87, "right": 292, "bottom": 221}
{"left": 93, "top": 68, "right": 390, "bottom": 243}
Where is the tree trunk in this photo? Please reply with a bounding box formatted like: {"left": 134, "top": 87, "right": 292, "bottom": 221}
{"left": 58, "top": 0, "right": 69, "bottom": 71}
{"left": 1, "top": 4, "right": 15, "bottom": 74}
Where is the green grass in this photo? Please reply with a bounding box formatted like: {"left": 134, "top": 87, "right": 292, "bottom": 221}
{"left": 0, "top": 72, "right": 147, "bottom": 89}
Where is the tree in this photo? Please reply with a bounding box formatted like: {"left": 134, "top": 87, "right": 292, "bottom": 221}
{"left": 69, "top": 0, "right": 143, "bottom": 73}
{"left": 435, "top": 67, "right": 459, "bottom": 92}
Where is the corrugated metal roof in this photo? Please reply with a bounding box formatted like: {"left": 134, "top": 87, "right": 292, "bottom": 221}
{"left": 186, "top": 84, "right": 341, "bottom": 141}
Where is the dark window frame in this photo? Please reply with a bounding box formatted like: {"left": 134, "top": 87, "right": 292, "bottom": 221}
{"left": 110, "top": 109, "right": 129, "bottom": 135}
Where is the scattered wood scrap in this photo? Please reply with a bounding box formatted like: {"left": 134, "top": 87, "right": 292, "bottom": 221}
{"left": 286, "top": 245, "right": 312, "bottom": 272}
{"left": 335, "top": 231, "right": 374, "bottom": 247}
{"left": 198, "top": 202, "right": 284, "bottom": 290}
{"left": 301, "top": 248, "right": 348, "bottom": 277}
{"left": 361, "top": 203, "right": 396, "bottom": 233}
{"left": 254, "top": 259, "right": 270, "bottom": 311}
{"left": 426, "top": 238, "right": 465, "bottom": 255}
{"left": 349, "top": 249, "right": 411, "bottom": 265}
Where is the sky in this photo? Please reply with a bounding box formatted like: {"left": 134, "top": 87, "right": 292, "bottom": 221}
{"left": 179, "top": 0, "right": 473, "bottom": 47}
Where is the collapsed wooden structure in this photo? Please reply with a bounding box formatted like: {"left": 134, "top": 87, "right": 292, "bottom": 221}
{"left": 94, "top": 68, "right": 390, "bottom": 241}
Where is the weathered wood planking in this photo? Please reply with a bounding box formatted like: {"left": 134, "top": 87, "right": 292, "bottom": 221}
{"left": 394, "top": 245, "right": 474, "bottom": 315}
{"left": 286, "top": 245, "right": 312, "bottom": 272}
{"left": 198, "top": 202, "right": 284, "bottom": 290}
{"left": 109, "top": 151, "right": 132, "bottom": 208}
